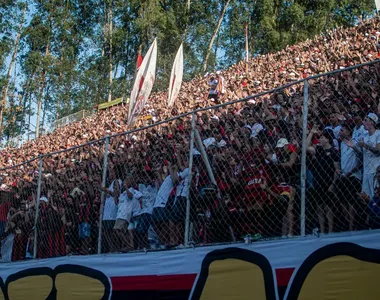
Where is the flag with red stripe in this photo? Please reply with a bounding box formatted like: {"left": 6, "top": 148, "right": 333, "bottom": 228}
{"left": 128, "top": 38, "right": 158, "bottom": 126}
{"left": 168, "top": 43, "right": 184, "bottom": 107}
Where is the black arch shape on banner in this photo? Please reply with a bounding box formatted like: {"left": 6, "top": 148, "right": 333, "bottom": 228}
{"left": 53, "top": 264, "right": 111, "bottom": 300}
{"left": 285, "top": 242, "right": 380, "bottom": 300}
{"left": 4, "top": 267, "right": 55, "bottom": 300}
{"left": 191, "top": 247, "right": 277, "bottom": 300}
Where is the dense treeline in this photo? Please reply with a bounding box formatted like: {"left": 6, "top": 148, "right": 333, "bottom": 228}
{"left": 0, "top": 0, "right": 375, "bottom": 143}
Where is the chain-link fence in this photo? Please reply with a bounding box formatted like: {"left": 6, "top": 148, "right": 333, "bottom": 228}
{"left": 0, "top": 60, "right": 379, "bottom": 261}
{"left": 54, "top": 110, "right": 93, "bottom": 129}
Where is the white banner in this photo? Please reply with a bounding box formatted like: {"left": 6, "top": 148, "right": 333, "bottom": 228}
{"left": 376, "top": 0, "right": 380, "bottom": 12}
{"left": 128, "top": 39, "right": 158, "bottom": 126}
{"left": 168, "top": 43, "right": 184, "bottom": 107}
{"left": 0, "top": 230, "right": 380, "bottom": 299}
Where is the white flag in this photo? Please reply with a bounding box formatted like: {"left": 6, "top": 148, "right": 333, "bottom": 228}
{"left": 128, "top": 38, "right": 158, "bottom": 126}
{"left": 168, "top": 43, "right": 184, "bottom": 107}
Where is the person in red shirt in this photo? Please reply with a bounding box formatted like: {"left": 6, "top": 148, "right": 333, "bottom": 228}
{"left": 239, "top": 158, "right": 269, "bottom": 235}
{"left": 0, "top": 200, "right": 10, "bottom": 238}
{"left": 260, "top": 174, "right": 295, "bottom": 237}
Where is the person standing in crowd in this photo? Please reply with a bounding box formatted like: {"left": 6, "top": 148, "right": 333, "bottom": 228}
{"left": 7, "top": 200, "right": 32, "bottom": 261}
{"left": 133, "top": 171, "right": 159, "bottom": 249}
{"left": 152, "top": 161, "right": 190, "bottom": 248}
{"left": 37, "top": 196, "right": 65, "bottom": 259}
{"left": 101, "top": 169, "right": 121, "bottom": 253}
{"left": 325, "top": 113, "right": 342, "bottom": 142}
{"left": 275, "top": 138, "right": 299, "bottom": 185}
{"left": 359, "top": 113, "right": 380, "bottom": 198}
{"left": 64, "top": 196, "right": 78, "bottom": 255}
{"left": 208, "top": 73, "right": 219, "bottom": 101}
{"left": 352, "top": 112, "right": 367, "bottom": 142}
{"left": 113, "top": 176, "right": 141, "bottom": 252}
{"left": 360, "top": 166, "right": 380, "bottom": 229}
{"left": 216, "top": 71, "right": 226, "bottom": 102}
{"left": 260, "top": 174, "right": 295, "bottom": 237}
{"left": 336, "top": 123, "right": 362, "bottom": 231}
{"left": 308, "top": 129, "right": 340, "bottom": 234}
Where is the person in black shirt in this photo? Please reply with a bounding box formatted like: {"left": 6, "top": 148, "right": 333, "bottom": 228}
{"left": 308, "top": 129, "right": 340, "bottom": 234}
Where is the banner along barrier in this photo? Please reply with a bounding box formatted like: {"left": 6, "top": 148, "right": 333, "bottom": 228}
{"left": 0, "top": 230, "right": 379, "bottom": 299}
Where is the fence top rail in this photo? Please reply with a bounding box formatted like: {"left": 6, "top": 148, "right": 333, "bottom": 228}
{"left": 1, "top": 59, "right": 379, "bottom": 171}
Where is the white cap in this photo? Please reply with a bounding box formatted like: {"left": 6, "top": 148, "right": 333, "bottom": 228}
{"left": 203, "top": 138, "right": 216, "bottom": 149}
{"left": 40, "top": 196, "right": 49, "bottom": 203}
{"left": 276, "top": 138, "right": 290, "bottom": 148}
{"left": 368, "top": 113, "right": 379, "bottom": 124}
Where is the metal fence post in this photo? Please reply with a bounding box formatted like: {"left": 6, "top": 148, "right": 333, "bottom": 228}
{"left": 97, "top": 137, "right": 110, "bottom": 254}
{"left": 184, "top": 113, "right": 196, "bottom": 247}
{"left": 194, "top": 129, "right": 217, "bottom": 185}
{"left": 33, "top": 157, "right": 44, "bottom": 259}
{"left": 300, "top": 80, "right": 309, "bottom": 237}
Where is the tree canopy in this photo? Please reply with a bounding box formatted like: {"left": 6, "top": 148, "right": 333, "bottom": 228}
{"left": 0, "top": 0, "right": 375, "bottom": 144}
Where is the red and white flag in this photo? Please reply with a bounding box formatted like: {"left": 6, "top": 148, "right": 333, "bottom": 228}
{"left": 136, "top": 46, "right": 143, "bottom": 73}
{"left": 168, "top": 43, "right": 184, "bottom": 107}
{"left": 128, "top": 38, "right": 158, "bottom": 126}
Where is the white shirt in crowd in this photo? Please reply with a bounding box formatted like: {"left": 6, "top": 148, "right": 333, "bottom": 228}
{"left": 154, "top": 175, "right": 174, "bottom": 208}
{"left": 325, "top": 124, "right": 341, "bottom": 149}
{"left": 103, "top": 179, "right": 122, "bottom": 221}
{"left": 116, "top": 188, "right": 142, "bottom": 222}
{"left": 340, "top": 140, "right": 362, "bottom": 180}
{"left": 363, "top": 130, "right": 380, "bottom": 175}
{"left": 216, "top": 75, "right": 226, "bottom": 94}
{"left": 245, "top": 123, "right": 264, "bottom": 138}
{"left": 154, "top": 168, "right": 190, "bottom": 208}
{"left": 208, "top": 79, "right": 218, "bottom": 96}
{"left": 353, "top": 125, "right": 367, "bottom": 143}
{"left": 175, "top": 168, "right": 190, "bottom": 200}
{"left": 133, "top": 183, "right": 158, "bottom": 216}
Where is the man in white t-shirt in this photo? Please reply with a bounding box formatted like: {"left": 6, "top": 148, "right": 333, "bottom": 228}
{"left": 208, "top": 74, "right": 218, "bottom": 100}
{"left": 101, "top": 169, "right": 121, "bottom": 253}
{"left": 336, "top": 123, "right": 363, "bottom": 231}
{"left": 152, "top": 164, "right": 190, "bottom": 247}
{"left": 245, "top": 115, "right": 264, "bottom": 138}
{"left": 133, "top": 173, "right": 159, "bottom": 249}
{"left": 325, "top": 113, "right": 342, "bottom": 149}
{"left": 113, "top": 176, "right": 142, "bottom": 251}
{"left": 352, "top": 113, "right": 367, "bottom": 142}
{"left": 358, "top": 113, "right": 380, "bottom": 198}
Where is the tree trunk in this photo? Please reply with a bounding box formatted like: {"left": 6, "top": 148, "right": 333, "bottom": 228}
{"left": 18, "top": 79, "right": 32, "bottom": 145}
{"left": 41, "top": 85, "right": 49, "bottom": 132}
{"left": 202, "top": 0, "right": 231, "bottom": 73}
{"left": 35, "top": 14, "right": 52, "bottom": 139}
{"left": 27, "top": 94, "right": 32, "bottom": 141}
{"left": 0, "top": 0, "right": 27, "bottom": 138}
{"left": 107, "top": 0, "right": 113, "bottom": 102}
{"left": 182, "top": 0, "right": 192, "bottom": 41}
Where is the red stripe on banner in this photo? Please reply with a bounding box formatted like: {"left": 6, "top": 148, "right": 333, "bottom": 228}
{"left": 275, "top": 268, "right": 295, "bottom": 286}
{"left": 111, "top": 274, "right": 197, "bottom": 291}
{"left": 111, "top": 268, "right": 294, "bottom": 292}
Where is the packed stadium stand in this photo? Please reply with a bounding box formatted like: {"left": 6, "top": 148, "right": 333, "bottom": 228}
{"left": 0, "top": 17, "right": 379, "bottom": 261}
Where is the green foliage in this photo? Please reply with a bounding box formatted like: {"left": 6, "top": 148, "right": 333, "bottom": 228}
{"left": 0, "top": 0, "right": 376, "bottom": 143}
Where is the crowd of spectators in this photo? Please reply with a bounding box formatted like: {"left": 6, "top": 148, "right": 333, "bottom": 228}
{"left": 0, "top": 17, "right": 379, "bottom": 261}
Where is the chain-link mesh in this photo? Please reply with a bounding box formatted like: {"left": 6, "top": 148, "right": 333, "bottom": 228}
{"left": 305, "top": 63, "right": 380, "bottom": 235}
{"left": 0, "top": 160, "right": 38, "bottom": 262}
{"left": 0, "top": 61, "right": 379, "bottom": 260}
{"left": 35, "top": 140, "right": 104, "bottom": 259}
